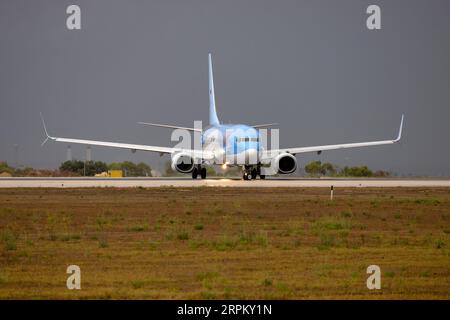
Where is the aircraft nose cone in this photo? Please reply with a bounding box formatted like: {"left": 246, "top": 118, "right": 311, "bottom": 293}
{"left": 214, "top": 148, "right": 225, "bottom": 163}
{"left": 245, "top": 148, "right": 258, "bottom": 164}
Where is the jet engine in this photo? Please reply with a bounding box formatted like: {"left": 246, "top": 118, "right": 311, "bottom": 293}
{"left": 272, "top": 153, "right": 297, "bottom": 174}
{"left": 171, "top": 153, "right": 195, "bottom": 173}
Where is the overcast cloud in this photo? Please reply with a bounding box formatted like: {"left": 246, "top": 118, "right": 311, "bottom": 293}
{"left": 0, "top": 0, "right": 449, "bottom": 176}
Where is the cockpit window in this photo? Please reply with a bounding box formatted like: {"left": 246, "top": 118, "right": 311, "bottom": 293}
{"left": 237, "top": 137, "right": 259, "bottom": 142}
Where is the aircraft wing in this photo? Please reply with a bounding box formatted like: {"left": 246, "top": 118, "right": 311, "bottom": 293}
{"left": 262, "top": 115, "right": 404, "bottom": 159}
{"left": 40, "top": 115, "right": 213, "bottom": 160}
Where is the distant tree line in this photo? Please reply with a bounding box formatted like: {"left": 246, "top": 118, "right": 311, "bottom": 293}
{"left": 59, "top": 160, "right": 152, "bottom": 177}
{"left": 107, "top": 161, "right": 152, "bottom": 177}
{"left": 0, "top": 159, "right": 391, "bottom": 178}
{"left": 0, "top": 161, "right": 77, "bottom": 177}
{"left": 0, "top": 160, "right": 153, "bottom": 177}
{"left": 0, "top": 162, "right": 14, "bottom": 175}
{"left": 304, "top": 161, "right": 390, "bottom": 177}
{"left": 163, "top": 160, "right": 391, "bottom": 178}
{"left": 59, "top": 160, "right": 107, "bottom": 176}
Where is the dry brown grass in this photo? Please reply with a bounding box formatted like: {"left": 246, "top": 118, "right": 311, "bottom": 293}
{"left": 0, "top": 187, "right": 449, "bottom": 299}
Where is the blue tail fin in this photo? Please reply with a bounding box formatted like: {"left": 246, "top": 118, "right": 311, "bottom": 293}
{"left": 208, "top": 53, "right": 220, "bottom": 126}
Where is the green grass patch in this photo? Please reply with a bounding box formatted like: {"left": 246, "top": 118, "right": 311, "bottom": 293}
{"left": 317, "top": 233, "right": 336, "bottom": 250}
{"left": 57, "top": 233, "right": 81, "bottom": 241}
{"left": 200, "top": 291, "right": 217, "bottom": 299}
{"left": 385, "top": 271, "right": 395, "bottom": 278}
{"left": 196, "top": 271, "right": 220, "bottom": 282}
{"left": 1, "top": 229, "right": 17, "bottom": 251}
{"left": 130, "top": 280, "right": 146, "bottom": 289}
{"left": 98, "top": 237, "right": 109, "bottom": 248}
{"left": 340, "top": 210, "right": 352, "bottom": 218}
{"left": 211, "top": 236, "right": 237, "bottom": 251}
{"left": 262, "top": 278, "right": 273, "bottom": 286}
{"left": 435, "top": 239, "right": 445, "bottom": 249}
{"left": 419, "top": 271, "right": 431, "bottom": 278}
{"left": 176, "top": 231, "right": 189, "bottom": 240}
{"left": 239, "top": 230, "right": 269, "bottom": 247}
{"left": 414, "top": 198, "right": 441, "bottom": 206}
{"left": 189, "top": 239, "right": 209, "bottom": 249}
{"left": 127, "top": 223, "right": 149, "bottom": 232}
{"left": 313, "top": 217, "right": 352, "bottom": 231}
{"left": 0, "top": 274, "right": 7, "bottom": 285}
{"left": 95, "top": 214, "right": 112, "bottom": 231}
{"left": 275, "top": 282, "right": 291, "bottom": 293}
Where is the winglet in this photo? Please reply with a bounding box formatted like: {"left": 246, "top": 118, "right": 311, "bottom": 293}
{"left": 40, "top": 112, "right": 54, "bottom": 146}
{"left": 208, "top": 53, "right": 220, "bottom": 126}
{"left": 394, "top": 114, "right": 404, "bottom": 142}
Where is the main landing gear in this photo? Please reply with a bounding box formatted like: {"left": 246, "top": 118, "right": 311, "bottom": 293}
{"left": 192, "top": 166, "right": 207, "bottom": 179}
{"left": 242, "top": 166, "right": 263, "bottom": 180}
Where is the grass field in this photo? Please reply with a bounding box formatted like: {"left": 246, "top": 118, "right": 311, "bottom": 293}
{"left": 0, "top": 187, "right": 449, "bottom": 299}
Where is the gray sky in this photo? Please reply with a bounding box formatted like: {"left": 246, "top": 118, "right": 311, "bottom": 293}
{"left": 1, "top": 0, "right": 449, "bottom": 176}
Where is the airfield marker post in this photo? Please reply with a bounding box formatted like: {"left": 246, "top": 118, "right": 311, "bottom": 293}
{"left": 330, "top": 185, "right": 334, "bottom": 200}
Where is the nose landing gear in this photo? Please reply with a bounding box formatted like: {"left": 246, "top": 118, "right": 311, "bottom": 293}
{"left": 242, "top": 167, "right": 258, "bottom": 180}
{"left": 251, "top": 168, "right": 257, "bottom": 180}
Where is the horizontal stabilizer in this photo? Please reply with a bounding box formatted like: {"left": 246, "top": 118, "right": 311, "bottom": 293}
{"left": 252, "top": 123, "right": 279, "bottom": 128}
{"left": 137, "top": 122, "right": 202, "bottom": 132}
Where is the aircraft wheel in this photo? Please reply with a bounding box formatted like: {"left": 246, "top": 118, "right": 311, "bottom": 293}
{"left": 192, "top": 168, "right": 198, "bottom": 179}
{"left": 242, "top": 172, "right": 248, "bottom": 180}
{"left": 260, "top": 175, "right": 265, "bottom": 180}
{"left": 200, "top": 167, "right": 207, "bottom": 179}
{"left": 251, "top": 168, "right": 257, "bottom": 180}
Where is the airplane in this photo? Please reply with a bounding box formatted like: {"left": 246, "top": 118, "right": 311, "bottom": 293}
{"left": 41, "top": 53, "right": 404, "bottom": 180}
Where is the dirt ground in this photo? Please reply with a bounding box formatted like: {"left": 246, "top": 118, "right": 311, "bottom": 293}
{"left": 0, "top": 187, "right": 449, "bottom": 299}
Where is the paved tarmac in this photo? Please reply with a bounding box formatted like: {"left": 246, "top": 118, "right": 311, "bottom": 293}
{"left": 1, "top": 177, "right": 450, "bottom": 188}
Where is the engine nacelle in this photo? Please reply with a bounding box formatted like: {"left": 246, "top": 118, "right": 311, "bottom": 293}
{"left": 171, "top": 153, "right": 195, "bottom": 173}
{"left": 272, "top": 153, "right": 297, "bottom": 174}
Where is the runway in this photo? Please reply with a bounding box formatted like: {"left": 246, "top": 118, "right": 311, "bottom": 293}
{"left": 1, "top": 177, "right": 450, "bottom": 188}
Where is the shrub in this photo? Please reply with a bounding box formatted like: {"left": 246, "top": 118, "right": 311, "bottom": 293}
{"left": 98, "top": 237, "right": 109, "bottom": 248}
{"left": 435, "top": 239, "right": 445, "bottom": 249}
{"left": 177, "top": 231, "right": 189, "bottom": 240}
{"left": 262, "top": 278, "right": 273, "bottom": 286}
{"left": 340, "top": 165, "right": 373, "bottom": 177}
{"left": 340, "top": 210, "right": 352, "bottom": 218}
{"left": 194, "top": 224, "right": 204, "bottom": 231}
{"left": 127, "top": 223, "right": 148, "bottom": 232}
